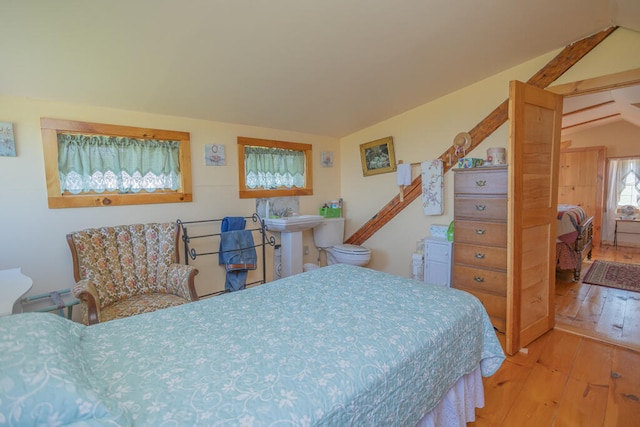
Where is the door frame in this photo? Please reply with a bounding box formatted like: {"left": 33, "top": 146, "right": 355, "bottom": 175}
{"left": 550, "top": 69, "right": 640, "bottom": 247}
{"left": 547, "top": 68, "right": 640, "bottom": 98}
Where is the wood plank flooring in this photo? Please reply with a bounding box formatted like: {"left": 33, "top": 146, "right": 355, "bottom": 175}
{"left": 470, "top": 245, "right": 640, "bottom": 425}
{"left": 472, "top": 329, "right": 640, "bottom": 426}
{"left": 555, "top": 245, "right": 640, "bottom": 352}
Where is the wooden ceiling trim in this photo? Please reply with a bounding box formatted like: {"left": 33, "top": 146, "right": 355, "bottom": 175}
{"left": 548, "top": 67, "right": 640, "bottom": 97}
{"left": 563, "top": 100, "right": 615, "bottom": 117}
{"left": 345, "top": 26, "right": 617, "bottom": 246}
{"left": 561, "top": 113, "right": 621, "bottom": 130}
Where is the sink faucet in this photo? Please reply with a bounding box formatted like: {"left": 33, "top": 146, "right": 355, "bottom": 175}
{"left": 276, "top": 208, "right": 293, "bottom": 217}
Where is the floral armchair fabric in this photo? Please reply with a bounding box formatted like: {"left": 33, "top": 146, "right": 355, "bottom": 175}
{"left": 67, "top": 223, "right": 198, "bottom": 325}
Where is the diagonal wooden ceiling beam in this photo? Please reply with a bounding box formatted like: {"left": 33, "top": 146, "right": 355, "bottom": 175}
{"left": 345, "top": 26, "right": 617, "bottom": 246}
{"left": 562, "top": 113, "right": 621, "bottom": 130}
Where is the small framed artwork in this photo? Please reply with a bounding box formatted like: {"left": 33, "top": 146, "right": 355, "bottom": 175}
{"left": 205, "top": 144, "right": 226, "bottom": 166}
{"left": 0, "top": 122, "right": 16, "bottom": 157}
{"left": 321, "top": 151, "right": 333, "bottom": 167}
{"left": 359, "top": 136, "right": 396, "bottom": 176}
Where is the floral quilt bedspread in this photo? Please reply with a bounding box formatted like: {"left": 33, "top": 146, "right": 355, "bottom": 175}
{"left": 0, "top": 264, "right": 504, "bottom": 426}
{"left": 556, "top": 204, "right": 589, "bottom": 269}
{"left": 557, "top": 204, "right": 587, "bottom": 244}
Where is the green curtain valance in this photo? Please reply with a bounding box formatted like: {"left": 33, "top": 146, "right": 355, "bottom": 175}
{"left": 244, "top": 146, "right": 305, "bottom": 189}
{"left": 57, "top": 134, "right": 181, "bottom": 194}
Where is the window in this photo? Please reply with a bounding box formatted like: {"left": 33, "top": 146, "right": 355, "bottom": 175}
{"left": 237, "top": 136, "right": 313, "bottom": 199}
{"left": 618, "top": 169, "right": 640, "bottom": 207}
{"left": 41, "top": 118, "right": 192, "bottom": 208}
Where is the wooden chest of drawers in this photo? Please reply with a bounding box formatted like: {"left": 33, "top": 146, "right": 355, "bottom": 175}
{"left": 453, "top": 166, "right": 508, "bottom": 332}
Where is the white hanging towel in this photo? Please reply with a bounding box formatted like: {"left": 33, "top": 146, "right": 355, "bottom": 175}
{"left": 396, "top": 163, "right": 412, "bottom": 186}
{"left": 421, "top": 160, "right": 444, "bottom": 215}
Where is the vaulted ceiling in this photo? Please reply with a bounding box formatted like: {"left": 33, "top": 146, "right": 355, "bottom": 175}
{"left": 562, "top": 83, "right": 640, "bottom": 135}
{"left": 1, "top": 1, "right": 639, "bottom": 138}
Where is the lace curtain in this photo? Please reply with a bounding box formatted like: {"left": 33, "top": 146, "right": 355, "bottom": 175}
{"left": 244, "top": 146, "right": 305, "bottom": 189}
{"left": 603, "top": 157, "right": 640, "bottom": 242}
{"left": 57, "top": 134, "right": 181, "bottom": 194}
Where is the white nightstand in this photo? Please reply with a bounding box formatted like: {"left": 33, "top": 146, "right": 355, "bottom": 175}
{"left": 424, "top": 238, "right": 453, "bottom": 287}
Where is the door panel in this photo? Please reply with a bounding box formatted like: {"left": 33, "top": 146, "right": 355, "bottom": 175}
{"left": 558, "top": 146, "right": 605, "bottom": 245}
{"left": 507, "top": 80, "right": 562, "bottom": 355}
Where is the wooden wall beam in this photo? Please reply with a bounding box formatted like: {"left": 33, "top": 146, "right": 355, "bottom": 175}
{"left": 345, "top": 27, "right": 617, "bottom": 246}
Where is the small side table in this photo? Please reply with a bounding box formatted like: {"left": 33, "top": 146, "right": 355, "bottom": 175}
{"left": 614, "top": 218, "right": 640, "bottom": 248}
{"left": 21, "top": 289, "right": 79, "bottom": 319}
{"left": 0, "top": 268, "right": 33, "bottom": 316}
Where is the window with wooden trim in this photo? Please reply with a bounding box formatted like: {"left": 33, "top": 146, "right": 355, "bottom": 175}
{"left": 41, "top": 118, "right": 192, "bottom": 208}
{"left": 237, "top": 136, "right": 313, "bottom": 199}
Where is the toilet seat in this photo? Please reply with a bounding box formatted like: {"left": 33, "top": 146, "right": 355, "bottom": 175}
{"left": 332, "top": 244, "right": 370, "bottom": 255}
{"left": 326, "top": 244, "right": 371, "bottom": 266}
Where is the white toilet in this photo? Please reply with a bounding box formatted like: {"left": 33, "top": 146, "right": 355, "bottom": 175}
{"left": 312, "top": 218, "right": 371, "bottom": 266}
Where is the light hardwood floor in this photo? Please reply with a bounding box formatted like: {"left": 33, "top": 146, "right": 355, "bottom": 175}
{"left": 472, "top": 328, "right": 640, "bottom": 426}
{"left": 555, "top": 245, "right": 640, "bottom": 352}
{"left": 470, "top": 245, "right": 640, "bottom": 426}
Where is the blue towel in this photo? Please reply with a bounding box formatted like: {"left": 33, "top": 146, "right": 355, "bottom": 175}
{"left": 221, "top": 216, "right": 246, "bottom": 232}
{"left": 219, "top": 217, "right": 246, "bottom": 264}
{"left": 219, "top": 230, "right": 257, "bottom": 292}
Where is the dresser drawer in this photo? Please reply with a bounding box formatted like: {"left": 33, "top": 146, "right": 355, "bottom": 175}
{"left": 455, "top": 220, "right": 507, "bottom": 246}
{"left": 454, "top": 168, "right": 507, "bottom": 195}
{"left": 453, "top": 265, "right": 507, "bottom": 296}
{"left": 454, "top": 197, "right": 507, "bottom": 221}
{"left": 454, "top": 243, "right": 507, "bottom": 270}
{"left": 457, "top": 288, "right": 506, "bottom": 332}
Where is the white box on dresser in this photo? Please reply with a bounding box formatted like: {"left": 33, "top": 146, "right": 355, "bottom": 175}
{"left": 424, "top": 238, "right": 453, "bottom": 287}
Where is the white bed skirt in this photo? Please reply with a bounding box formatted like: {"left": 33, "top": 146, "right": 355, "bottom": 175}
{"left": 416, "top": 366, "right": 484, "bottom": 427}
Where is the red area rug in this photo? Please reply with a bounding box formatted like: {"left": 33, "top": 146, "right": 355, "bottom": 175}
{"left": 582, "top": 260, "right": 640, "bottom": 293}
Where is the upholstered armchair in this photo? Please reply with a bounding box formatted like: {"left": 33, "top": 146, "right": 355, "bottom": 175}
{"left": 67, "top": 222, "right": 198, "bottom": 325}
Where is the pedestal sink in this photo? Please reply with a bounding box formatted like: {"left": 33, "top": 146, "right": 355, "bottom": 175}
{"left": 264, "top": 215, "right": 323, "bottom": 277}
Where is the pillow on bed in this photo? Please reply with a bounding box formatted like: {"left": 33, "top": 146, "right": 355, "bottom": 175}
{"left": 0, "top": 312, "right": 120, "bottom": 425}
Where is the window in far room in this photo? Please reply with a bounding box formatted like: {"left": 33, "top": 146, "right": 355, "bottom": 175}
{"left": 41, "top": 118, "right": 192, "bottom": 208}
{"left": 612, "top": 159, "right": 640, "bottom": 208}
{"left": 618, "top": 167, "right": 640, "bottom": 208}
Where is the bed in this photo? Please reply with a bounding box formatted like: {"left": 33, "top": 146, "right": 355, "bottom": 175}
{"left": 556, "top": 204, "right": 594, "bottom": 281}
{"left": 0, "top": 264, "right": 504, "bottom": 426}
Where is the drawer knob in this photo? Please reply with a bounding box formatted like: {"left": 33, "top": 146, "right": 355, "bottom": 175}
{"left": 473, "top": 276, "right": 485, "bottom": 283}
{"left": 475, "top": 205, "right": 487, "bottom": 211}
{"left": 475, "top": 229, "right": 486, "bottom": 235}
{"left": 475, "top": 180, "right": 487, "bottom": 187}
{"left": 475, "top": 253, "right": 485, "bottom": 259}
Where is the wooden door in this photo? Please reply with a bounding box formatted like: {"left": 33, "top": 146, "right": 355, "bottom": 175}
{"left": 506, "top": 80, "right": 562, "bottom": 355}
{"left": 558, "top": 146, "right": 606, "bottom": 245}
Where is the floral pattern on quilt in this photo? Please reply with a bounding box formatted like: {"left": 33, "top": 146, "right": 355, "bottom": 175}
{"left": 39, "top": 264, "right": 505, "bottom": 426}
{"left": 0, "top": 313, "right": 131, "bottom": 426}
{"left": 70, "top": 222, "right": 196, "bottom": 324}
{"left": 557, "top": 204, "right": 587, "bottom": 244}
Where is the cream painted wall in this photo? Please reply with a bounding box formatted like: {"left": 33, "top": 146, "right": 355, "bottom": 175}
{"left": 564, "top": 120, "right": 640, "bottom": 158}
{"left": 0, "top": 95, "right": 340, "bottom": 309}
{"left": 339, "top": 28, "right": 640, "bottom": 278}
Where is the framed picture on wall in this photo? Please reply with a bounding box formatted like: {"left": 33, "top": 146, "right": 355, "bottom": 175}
{"left": 321, "top": 151, "right": 333, "bottom": 167}
{"left": 359, "top": 136, "right": 396, "bottom": 177}
{"left": 205, "top": 144, "right": 226, "bottom": 166}
{"left": 0, "top": 122, "right": 16, "bottom": 157}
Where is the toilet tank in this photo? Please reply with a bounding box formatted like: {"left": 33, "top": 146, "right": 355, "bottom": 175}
{"left": 313, "top": 218, "right": 345, "bottom": 248}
